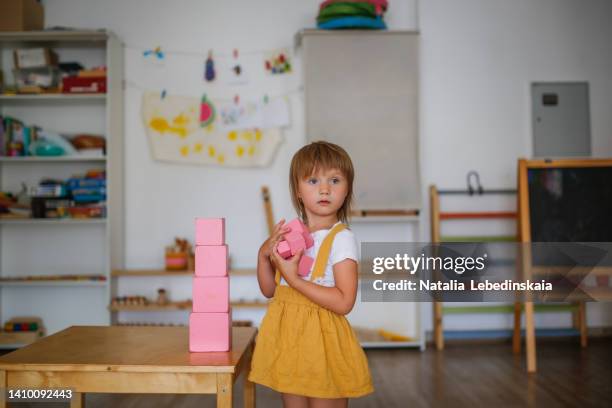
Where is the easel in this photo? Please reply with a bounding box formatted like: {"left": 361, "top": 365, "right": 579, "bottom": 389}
{"left": 515, "top": 158, "right": 612, "bottom": 372}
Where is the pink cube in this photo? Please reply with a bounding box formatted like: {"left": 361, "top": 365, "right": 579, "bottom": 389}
{"left": 195, "top": 218, "right": 225, "bottom": 246}
{"left": 285, "top": 231, "right": 306, "bottom": 255}
{"left": 195, "top": 245, "right": 228, "bottom": 277}
{"left": 286, "top": 218, "right": 308, "bottom": 235}
{"left": 277, "top": 240, "right": 291, "bottom": 259}
{"left": 193, "top": 277, "right": 229, "bottom": 313}
{"left": 303, "top": 233, "right": 314, "bottom": 248}
{"left": 189, "top": 310, "right": 232, "bottom": 352}
{"left": 298, "top": 255, "right": 314, "bottom": 277}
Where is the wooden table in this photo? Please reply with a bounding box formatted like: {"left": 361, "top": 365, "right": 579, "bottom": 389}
{"left": 0, "top": 326, "right": 257, "bottom": 407}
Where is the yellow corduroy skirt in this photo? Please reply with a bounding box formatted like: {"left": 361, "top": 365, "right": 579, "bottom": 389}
{"left": 248, "top": 285, "right": 374, "bottom": 399}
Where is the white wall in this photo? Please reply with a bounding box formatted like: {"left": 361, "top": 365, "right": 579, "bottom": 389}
{"left": 418, "top": 0, "right": 612, "bottom": 330}
{"left": 42, "top": 0, "right": 612, "bottom": 331}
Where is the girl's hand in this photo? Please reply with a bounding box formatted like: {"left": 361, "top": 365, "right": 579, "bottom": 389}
{"left": 258, "top": 219, "right": 291, "bottom": 260}
{"left": 271, "top": 245, "right": 304, "bottom": 286}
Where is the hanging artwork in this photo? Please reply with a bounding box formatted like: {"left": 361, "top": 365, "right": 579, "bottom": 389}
{"left": 204, "top": 50, "right": 215, "bottom": 82}
{"left": 143, "top": 46, "right": 165, "bottom": 60}
{"left": 264, "top": 49, "right": 292, "bottom": 75}
{"left": 199, "top": 94, "right": 215, "bottom": 127}
{"left": 142, "top": 91, "right": 283, "bottom": 167}
{"left": 220, "top": 48, "right": 249, "bottom": 86}
{"left": 218, "top": 97, "right": 290, "bottom": 131}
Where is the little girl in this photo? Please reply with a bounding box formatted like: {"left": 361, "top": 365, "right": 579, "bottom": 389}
{"left": 249, "top": 141, "right": 373, "bottom": 408}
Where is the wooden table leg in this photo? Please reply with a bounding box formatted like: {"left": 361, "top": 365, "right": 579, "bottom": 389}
{"left": 217, "top": 373, "right": 233, "bottom": 408}
{"left": 71, "top": 392, "right": 85, "bottom": 408}
{"left": 0, "top": 370, "right": 6, "bottom": 408}
{"left": 525, "top": 301, "right": 537, "bottom": 373}
{"left": 243, "top": 346, "right": 256, "bottom": 408}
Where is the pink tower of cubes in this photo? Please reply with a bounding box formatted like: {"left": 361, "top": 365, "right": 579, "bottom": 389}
{"left": 190, "top": 218, "right": 231, "bottom": 352}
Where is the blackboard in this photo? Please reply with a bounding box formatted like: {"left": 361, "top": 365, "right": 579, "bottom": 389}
{"left": 527, "top": 166, "right": 612, "bottom": 242}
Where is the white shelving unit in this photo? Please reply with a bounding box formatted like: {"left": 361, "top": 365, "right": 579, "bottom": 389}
{"left": 0, "top": 30, "right": 124, "bottom": 344}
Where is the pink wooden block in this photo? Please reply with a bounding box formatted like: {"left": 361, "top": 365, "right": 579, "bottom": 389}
{"left": 285, "top": 231, "right": 306, "bottom": 255}
{"left": 285, "top": 218, "right": 314, "bottom": 249}
{"left": 298, "top": 255, "right": 314, "bottom": 277}
{"left": 303, "top": 232, "right": 314, "bottom": 248}
{"left": 195, "top": 245, "right": 228, "bottom": 277}
{"left": 189, "top": 310, "right": 232, "bottom": 352}
{"left": 277, "top": 240, "right": 291, "bottom": 259}
{"left": 193, "top": 277, "right": 229, "bottom": 313}
{"left": 286, "top": 218, "right": 308, "bottom": 235}
{"left": 195, "top": 218, "right": 225, "bottom": 245}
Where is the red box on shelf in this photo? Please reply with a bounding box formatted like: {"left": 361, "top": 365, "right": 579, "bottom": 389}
{"left": 62, "top": 76, "right": 107, "bottom": 94}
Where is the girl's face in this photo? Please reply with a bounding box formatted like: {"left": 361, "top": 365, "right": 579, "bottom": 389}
{"left": 298, "top": 167, "right": 348, "bottom": 222}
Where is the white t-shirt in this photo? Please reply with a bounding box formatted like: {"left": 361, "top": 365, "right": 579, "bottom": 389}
{"left": 279, "top": 222, "right": 359, "bottom": 287}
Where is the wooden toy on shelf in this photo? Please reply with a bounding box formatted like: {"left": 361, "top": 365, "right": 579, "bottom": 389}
{"left": 156, "top": 288, "right": 169, "bottom": 305}
{"left": 165, "top": 237, "right": 193, "bottom": 271}
{"left": 0, "top": 316, "right": 45, "bottom": 346}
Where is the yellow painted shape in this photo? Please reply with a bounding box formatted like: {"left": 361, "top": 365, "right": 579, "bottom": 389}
{"left": 208, "top": 145, "right": 216, "bottom": 157}
{"left": 255, "top": 129, "right": 262, "bottom": 141}
{"left": 180, "top": 145, "right": 189, "bottom": 157}
{"left": 248, "top": 145, "right": 256, "bottom": 156}
{"left": 217, "top": 154, "right": 225, "bottom": 164}
{"left": 241, "top": 131, "right": 253, "bottom": 141}
{"left": 236, "top": 145, "right": 245, "bottom": 157}
{"left": 149, "top": 116, "right": 188, "bottom": 138}
{"left": 228, "top": 131, "right": 238, "bottom": 141}
{"left": 194, "top": 143, "right": 203, "bottom": 153}
{"left": 173, "top": 113, "right": 189, "bottom": 126}
{"left": 206, "top": 123, "right": 214, "bottom": 133}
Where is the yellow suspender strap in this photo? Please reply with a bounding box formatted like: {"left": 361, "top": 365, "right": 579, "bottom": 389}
{"left": 274, "top": 223, "right": 347, "bottom": 285}
{"left": 309, "top": 223, "right": 347, "bottom": 282}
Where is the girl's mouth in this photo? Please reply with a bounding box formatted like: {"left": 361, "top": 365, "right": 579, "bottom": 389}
{"left": 318, "top": 200, "right": 331, "bottom": 206}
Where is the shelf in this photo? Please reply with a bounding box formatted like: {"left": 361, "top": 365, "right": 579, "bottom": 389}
{"left": 0, "top": 275, "right": 107, "bottom": 287}
{"left": 110, "top": 301, "right": 193, "bottom": 312}
{"left": 351, "top": 215, "right": 420, "bottom": 223}
{"left": 110, "top": 300, "right": 268, "bottom": 312}
{"left": 0, "top": 94, "right": 106, "bottom": 101}
{"left": 112, "top": 268, "right": 256, "bottom": 277}
{"left": 0, "top": 280, "right": 107, "bottom": 287}
{"left": 0, "top": 218, "right": 106, "bottom": 225}
{"left": 0, "top": 29, "right": 123, "bottom": 338}
{"left": 0, "top": 30, "right": 109, "bottom": 42}
{"left": 0, "top": 156, "right": 106, "bottom": 163}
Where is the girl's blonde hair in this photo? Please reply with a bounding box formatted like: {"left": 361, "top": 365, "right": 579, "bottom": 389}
{"left": 289, "top": 141, "right": 354, "bottom": 224}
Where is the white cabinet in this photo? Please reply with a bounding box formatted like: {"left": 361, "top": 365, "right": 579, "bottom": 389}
{"left": 0, "top": 30, "right": 124, "bottom": 344}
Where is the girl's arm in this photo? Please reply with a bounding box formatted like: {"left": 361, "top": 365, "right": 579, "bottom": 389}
{"left": 256, "top": 252, "right": 277, "bottom": 298}
{"left": 257, "top": 220, "right": 290, "bottom": 298}
{"left": 272, "top": 247, "right": 358, "bottom": 315}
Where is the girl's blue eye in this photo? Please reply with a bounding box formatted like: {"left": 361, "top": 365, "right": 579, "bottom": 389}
{"left": 307, "top": 178, "right": 318, "bottom": 185}
{"left": 331, "top": 178, "right": 341, "bottom": 184}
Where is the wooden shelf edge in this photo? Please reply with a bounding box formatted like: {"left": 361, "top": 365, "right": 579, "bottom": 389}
{"left": 112, "top": 268, "right": 256, "bottom": 277}
{"left": 109, "top": 300, "right": 268, "bottom": 312}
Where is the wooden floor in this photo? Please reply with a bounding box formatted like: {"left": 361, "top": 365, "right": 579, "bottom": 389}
{"left": 6, "top": 338, "right": 612, "bottom": 407}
